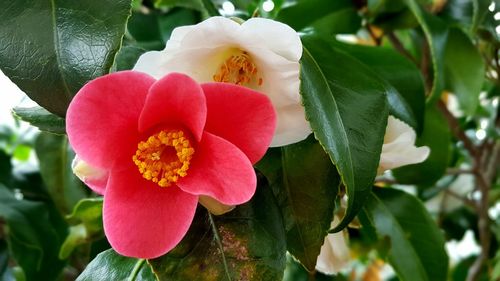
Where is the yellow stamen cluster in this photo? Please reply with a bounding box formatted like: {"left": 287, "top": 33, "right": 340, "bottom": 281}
{"left": 213, "top": 51, "right": 263, "bottom": 86}
{"left": 132, "top": 130, "right": 195, "bottom": 187}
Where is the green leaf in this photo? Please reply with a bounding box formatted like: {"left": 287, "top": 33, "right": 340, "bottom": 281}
{"left": 257, "top": 136, "right": 340, "bottom": 271}
{"left": 444, "top": 28, "right": 485, "bottom": 115}
{"left": 12, "top": 107, "right": 66, "bottom": 135}
{"left": 361, "top": 188, "right": 448, "bottom": 281}
{"left": 77, "top": 249, "right": 156, "bottom": 281}
{"left": 154, "top": 0, "right": 220, "bottom": 17}
{"left": 149, "top": 185, "right": 286, "bottom": 280}
{"left": 276, "top": 0, "right": 360, "bottom": 34}
{"left": 0, "top": 0, "right": 132, "bottom": 116}
{"left": 404, "top": 0, "right": 448, "bottom": 101}
{"left": 472, "top": 0, "right": 491, "bottom": 32}
{"left": 35, "top": 133, "right": 87, "bottom": 214}
{"left": 114, "top": 46, "right": 147, "bottom": 71}
{"left": 0, "top": 185, "right": 67, "bottom": 281}
{"left": 393, "top": 105, "right": 451, "bottom": 186}
{"left": 59, "top": 198, "right": 104, "bottom": 259}
{"left": 12, "top": 145, "right": 31, "bottom": 162}
{"left": 66, "top": 198, "right": 104, "bottom": 233}
{"left": 332, "top": 42, "right": 425, "bottom": 133}
{"left": 300, "top": 34, "right": 389, "bottom": 232}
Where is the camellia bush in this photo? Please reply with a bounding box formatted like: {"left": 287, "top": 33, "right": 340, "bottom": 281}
{"left": 0, "top": 0, "right": 499, "bottom": 280}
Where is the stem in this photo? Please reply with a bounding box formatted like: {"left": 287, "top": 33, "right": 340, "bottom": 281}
{"left": 387, "top": 32, "right": 418, "bottom": 65}
{"left": 208, "top": 212, "right": 232, "bottom": 281}
{"left": 129, "top": 259, "right": 145, "bottom": 281}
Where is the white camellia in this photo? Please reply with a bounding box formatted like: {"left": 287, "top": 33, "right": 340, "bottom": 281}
{"left": 316, "top": 115, "right": 430, "bottom": 274}
{"left": 133, "top": 16, "right": 311, "bottom": 146}
{"left": 378, "top": 115, "right": 430, "bottom": 174}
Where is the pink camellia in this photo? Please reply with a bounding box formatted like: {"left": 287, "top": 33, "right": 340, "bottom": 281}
{"left": 66, "top": 71, "right": 276, "bottom": 259}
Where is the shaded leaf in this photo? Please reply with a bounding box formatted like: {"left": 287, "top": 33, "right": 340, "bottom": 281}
{"left": 0, "top": 185, "right": 67, "bottom": 281}
{"left": 150, "top": 185, "right": 286, "bottom": 281}
{"left": 361, "top": 188, "right": 448, "bottom": 281}
{"left": 77, "top": 249, "right": 156, "bottom": 281}
{"left": 257, "top": 136, "right": 340, "bottom": 271}
{"left": 0, "top": 0, "right": 132, "bottom": 116}
{"left": 277, "top": 0, "right": 360, "bottom": 34}
{"left": 300, "top": 34, "right": 389, "bottom": 232}
{"left": 12, "top": 107, "right": 65, "bottom": 135}
{"left": 444, "top": 28, "right": 485, "bottom": 115}
{"left": 35, "top": 133, "right": 87, "bottom": 214}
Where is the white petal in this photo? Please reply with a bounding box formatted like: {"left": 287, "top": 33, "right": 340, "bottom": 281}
{"left": 378, "top": 116, "right": 430, "bottom": 173}
{"left": 241, "top": 17, "right": 302, "bottom": 62}
{"left": 316, "top": 217, "right": 351, "bottom": 274}
{"left": 133, "top": 51, "right": 166, "bottom": 79}
{"left": 71, "top": 156, "right": 108, "bottom": 194}
{"left": 198, "top": 195, "right": 235, "bottom": 215}
{"left": 271, "top": 103, "right": 311, "bottom": 146}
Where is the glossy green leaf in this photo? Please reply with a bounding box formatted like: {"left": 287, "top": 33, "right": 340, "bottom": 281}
{"left": 276, "top": 0, "right": 360, "bottom": 34}
{"left": 393, "top": 105, "right": 451, "bottom": 186}
{"left": 404, "top": 0, "right": 448, "bottom": 101}
{"left": 300, "top": 34, "right": 389, "bottom": 232}
{"left": 12, "top": 107, "right": 65, "bottom": 135}
{"left": 0, "top": 0, "right": 132, "bottom": 116}
{"left": 257, "top": 136, "right": 340, "bottom": 271}
{"left": 361, "top": 188, "right": 448, "bottom": 281}
{"left": 149, "top": 186, "right": 286, "bottom": 280}
{"left": 77, "top": 249, "right": 156, "bottom": 281}
{"left": 332, "top": 42, "right": 424, "bottom": 132}
{"left": 444, "top": 28, "right": 485, "bottom": 115}
{"left": 35, "top": 133, "right": 87, "bottom": 214}
{"left": 0, "top": 185, "right": 67, "bottom": 281}
{"left": 59, "top": 198, "right": 104, "bottom": 259}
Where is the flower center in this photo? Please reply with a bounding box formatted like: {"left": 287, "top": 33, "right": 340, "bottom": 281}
{"left": 132, "top": 130, "right": 195, "bottom": 187}
{"left": 213, "top": 50, "right": 263, "bottom": 87}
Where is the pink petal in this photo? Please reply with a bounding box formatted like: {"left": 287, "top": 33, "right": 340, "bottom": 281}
{"left": 103, "top": 163, "right": 198, "bottom": 259}
{"left": 201, "top": 83, "right": 276, "bottom": 163}
{"left": 139, "top": 73, "right": 207, "bottom": 141}
{"left": 177, "top": 132, "right": 256, "bottom": 205}
{"left": 66, "top": 71, "right": 155, "bottom": 169}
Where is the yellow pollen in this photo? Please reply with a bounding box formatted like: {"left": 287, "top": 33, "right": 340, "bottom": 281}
{"left": 132, "top": 130, "right": 195, "bottom": 187}
{"left": 213, "top": 50, "right": 263, "bottom": 86}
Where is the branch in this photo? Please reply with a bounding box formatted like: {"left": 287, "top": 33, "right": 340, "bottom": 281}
{"left": 386, "top": 32, "right": 418, "bottom": 65}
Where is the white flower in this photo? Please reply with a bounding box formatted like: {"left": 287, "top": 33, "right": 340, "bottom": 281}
{"left": 316, "top": 116, "right": 430, "bottom": 275}
{"left": 378, "top": 115, "right": 430, "bottom": 174}
{"left": 316, "top": 216, "right": 351, "bottom": 275}
{"left": 133, "top": 16, "right": 311, "bottom": 146}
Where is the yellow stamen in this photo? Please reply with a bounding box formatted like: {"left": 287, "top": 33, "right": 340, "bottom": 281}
{"left": 213, "top": 50, "right": 263, "bottom": 87}
{"left": 132, "top": 130, "right": 195, "bottom": 187}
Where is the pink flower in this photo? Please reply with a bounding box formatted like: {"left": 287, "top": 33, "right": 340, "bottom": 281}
{"left": 66, "top": 71, "right": 276, "bottom": 259}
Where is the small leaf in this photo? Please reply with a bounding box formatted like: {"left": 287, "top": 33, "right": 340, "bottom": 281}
{"left": 60, "top": 198, "right": 104, "bottom": 259}
{"left": 444, "top": 28, "right": 485, "bottom": 115}
{"left": 154, "top": 0, "right": 219, "bottom": 17}
{"left": 393, "top": 105, "right": 451, "bottom": 186}
{"left": 360, "top": 188, "right": 449, "bottom": 281}
{"left": 403, "top": 0, "right": 448, "bottom": 101}
{"left": 12, "top": 107, "right": 66, "bottom": 135}
{"left": 77, "top": 249, "right": 156, "bottom": 281}
{"left": 35, "top": 133, "right": 87, "bottom": 214}
{"left": 0, "top": 0, "right": 133, "bottom": 116}
{"left": 257, "top": 136, "right": 340, "bottom": 271}
{"left": 300, "top": 34, "right": 389, "bottom": 232}
{"left": 149, "top": 185, "right": 286, "bottom": 281}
